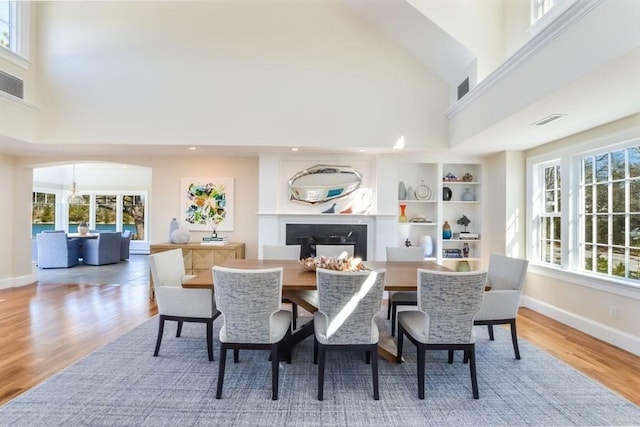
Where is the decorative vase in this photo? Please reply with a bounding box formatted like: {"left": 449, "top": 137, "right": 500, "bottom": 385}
{"left": 443, "top": 186, "right": 452, "bottom": 201}
{"left": 398, "top": 181, "right": 407, "bottom": 200}
{"left": 421, "top": 235, "right": 433, "bottom": 257}
{"left": 461, "top": 188, "right": 475, "bottom": 201}
{"left": 77, "top": 223, "right": 89, "bottom": 236}
{"left": 169, "top": 218, "right": 179, "bottom": 242}
{"left": 399, "top": 204, "right": 408, "bottom": 223}
{"left": 463, "top": 242, "right": 470, "bottom": 258}
{"left": 442, "top": 221, "right": 452, "bottom": 239}
{"left": 457, "top": 260, "right": 471, "bottom": 272}
{"left": 406, "top": 186, "right": 413, "bottom": 200}
{"left": 171, "top": 227, "right": 191, "bottom": 244}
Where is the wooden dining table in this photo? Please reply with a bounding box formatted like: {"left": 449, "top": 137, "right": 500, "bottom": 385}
{"left": 183, "top": 258, "right": 451, "bottom": 361}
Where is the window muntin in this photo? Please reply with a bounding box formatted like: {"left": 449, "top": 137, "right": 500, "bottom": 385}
{"left": 580, "top": 146, "right": 640, "bottom": 281}
{"left": 539, "top": 164, "right": 561, "bottom": 266}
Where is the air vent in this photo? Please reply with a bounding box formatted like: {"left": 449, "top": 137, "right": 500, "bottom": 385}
{"left": 531, "top": 114, "right": 566, "bottom": 126}
{"left": 0, "top": 69, "right": 24, "bottom": 99}
{"left": 457, "top": 77, "right": 469, "bottom": 100}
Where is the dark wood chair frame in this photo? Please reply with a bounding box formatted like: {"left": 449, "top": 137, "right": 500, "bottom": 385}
{"left": 474, "top": 317, "right": 520, "bottom": 359}
{"left": 397, "top": 322, "right": 479, "bottom": 400}
{"left": 313, "top": 338, "right": 379, "bottom": 401}
{"left": 387, "top": 296, "right": 417, "bottom": 337}
{"left": 216, "top": 329, "right": 292, "bottom": 400}
{"left": 154, "top": 313, "right": 221, "bottom": 361}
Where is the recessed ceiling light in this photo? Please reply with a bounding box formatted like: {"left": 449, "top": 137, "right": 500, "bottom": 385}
{"left": 359, "top": 149, "right": 366, "bottom": 153}
{"left": 393, "top": 136, "right": 405, "bottom": 150}
{"left": 188, "top": 146, "right": 197, "bottom": 150}
{"left": 291, "top": 148, "right": 299, "bottom": 152}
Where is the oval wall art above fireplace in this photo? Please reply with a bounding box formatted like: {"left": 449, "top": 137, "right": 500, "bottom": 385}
{"left": 288, "top": 164, "right": 362, "bottom": 205}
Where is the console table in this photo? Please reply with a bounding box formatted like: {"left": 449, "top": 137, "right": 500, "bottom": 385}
{"left": 148, "top": 242, "right": 245, "bottom": 300}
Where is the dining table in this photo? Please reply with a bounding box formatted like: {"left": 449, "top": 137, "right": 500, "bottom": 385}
{"left": 183, "top": 258, "right": 451, "bottom": 361}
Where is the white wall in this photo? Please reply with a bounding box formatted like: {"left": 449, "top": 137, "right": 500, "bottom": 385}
{"left": 33, "top": 1, "right": 449, "bottom": 152}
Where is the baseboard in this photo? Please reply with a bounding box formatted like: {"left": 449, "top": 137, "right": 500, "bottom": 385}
{"left": 522, "top": 296, "right": 640, "bottom": 356}
{"left": 0, "top": 262, "right": 37, "bottom": 289}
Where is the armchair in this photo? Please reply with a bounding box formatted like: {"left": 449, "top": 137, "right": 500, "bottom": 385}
{"left": 82, "top": 232, "right": 122, "bottom": 265}
{"left": 473, "top": 254, "right": 529, "bottom": 359}
{"left": 120, "top": 230, "right": 132, "bottom": 260}
{"left": 36, "top": 232, "right": 80, "bottom": 269}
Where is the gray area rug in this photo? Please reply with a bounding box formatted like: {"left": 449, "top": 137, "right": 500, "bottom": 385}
{"left": 1, "top": 314, "right": 639, "bottom": 426}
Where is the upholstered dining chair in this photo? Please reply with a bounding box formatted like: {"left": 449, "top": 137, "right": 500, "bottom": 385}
{"left": 262, "top": 244, "right": 301, "bottom": 330}
{"left": 473, "top": 254, "right": 529, "bottom": 359}
{"left": 385, "top": 246, "right": 424, "bottom": 336}
{"left": 36, "top": 231, "right": 80, "bottom": 269}
{"left": 149, "top": 249, "right": 220, "bottom": 361}
{"left": 313, "top": 268, "right": 386, "bottom": 400}
{"left": 213, "top": 266, "right": 291, "bottom": 400}
{"left": 397, "top": 269, "right": 487, "bottom": 399}
{"left": 83, "top": 231, "right": 121, "bottom": 265}
{"left": 315, "top": 244, "right": 354, "bottom": 259}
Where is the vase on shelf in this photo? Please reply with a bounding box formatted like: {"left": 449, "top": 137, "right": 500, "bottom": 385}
{"left": 457, "top": 260, "right": 471, "bottom": 272}
{"left": 421, "top": 235, "right": 433, "bottom": 257}
{"left": 442, "top": 221, "right": 452, "bottom": 239}
{"left": 169, "top": 218, "right": 179, "bottom": 242}
{"left": 462, "top": 188, "right": 475, "bottom": 201}
{"left": 443, "top": 186, "right": 452, "bottom": 201}
{"left": 398, "top": 181, "right": 407, "bottom": 200}
{"left": 77, "top": 222, "right": 89, "bottom": 236}
{"left": 399, "top": 204, "right": 408, "bottom": 223}
{"left": 463, "top": 242, "right": 470, "bottom": 258}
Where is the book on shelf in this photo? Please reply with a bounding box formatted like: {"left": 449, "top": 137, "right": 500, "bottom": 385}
{"left": 201, "top": 236, "right": 229, "bottom": 245}
{"left": 457, "top": 232, "right": 480, "bottom": 240}
{"left": 201, "top": 241, "right": 228, "bottom": 246}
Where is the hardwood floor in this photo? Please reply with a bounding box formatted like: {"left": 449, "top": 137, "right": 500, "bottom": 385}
{"left": 1, "top": 263, "right": 639, "bottom": 407}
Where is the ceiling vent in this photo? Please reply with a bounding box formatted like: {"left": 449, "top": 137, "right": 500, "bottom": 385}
{"left": 0, "top": 70, "right": 24, "bottom": 99}
{"left": 531, "top": 114, "right": 566, "bottom": 126}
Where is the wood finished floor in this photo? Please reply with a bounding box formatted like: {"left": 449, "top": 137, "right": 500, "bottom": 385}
{"left": 1, "top": 257, "right": 639, "bottom": 407}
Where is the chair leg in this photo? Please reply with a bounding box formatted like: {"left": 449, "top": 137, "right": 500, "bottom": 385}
{"left": 396, "top": 324, "right": 404, "bottom": 363}
{"left": 386, "top": 294, "right": 392, "bottom": 320}
{"left": 153, "top": 316, "right": 165, "bottom": 357}
{"left": 291, "top": 303, "right": 298, "bottom": 331}
{"left": 206, "top": 319, "right": 214, "bottom": 362}
{"left": 448, "top": 350, "right": 454, "bottom": 363}
{"left": 176, "top": 320, "right": 183, "bottom": 337}
{"left": 365, "top": 350, "right": 370, "bottom": 364}
{"left": 468, "top": 346, "right": 479, "bottom": 399}
{"left": 317, "top": 345, "right": 326, "bottom": 401}
{"left": 234, "top": 349, "right": 240, "bottom": 363}
{"left": 417, "top": 344, "right": 426, "bottom": 400}
{"left": 271, "top": 343, "right": 279, "bottom": 400}
{"left": 487, "top": 324, "right": 495, "bottom": 340}
{"left": 313, "top": 338, "right": 318, "bottom": 365}
{"left": 510, "top": 319, "right": 521, "bottom": 360}
{"left": 216, "top": 345, "right": 227, "bottom": 399}
{"left": 391, "top": 303, "right": 397, "bottom": 336}
{"left": 371, "top": 345, "right": 379, "bottom": 400}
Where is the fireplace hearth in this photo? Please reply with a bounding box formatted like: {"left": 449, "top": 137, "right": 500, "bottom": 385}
{"left": 286, "top": 224, "right": 367, "bottom": 260}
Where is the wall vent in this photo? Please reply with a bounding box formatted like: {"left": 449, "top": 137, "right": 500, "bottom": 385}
{"left": 0, "top": 69, "right": 24, "bottom": 99}
{"left": 457, "top": 77, "right": 469, "bottom": 100}
{"left": 531, "top": 114, "right": 566, "bottom": 126}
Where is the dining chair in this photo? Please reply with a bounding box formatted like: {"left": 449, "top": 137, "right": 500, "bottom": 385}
{"left": 149, "top": 249, "right": 220, "bottom": 361}
{"left": 35, "top": 232, "right": 80, "bottom": 269}
{"left": 213, "top": 266, "right": 291, "bottom": 400}
{"left": 315, "top": 244, "right": 354, "bottom": 259}
{"left": 82, "top": 231, "right": 121, "bottom": 265}
{"left": 262, "top": 244, "right": 301, "bottom": 330}
{"left": 313, "top": 268, "right": 386, "bottom": 400}
{"left": 397, "top": 269, "right": 487, "bottom": 399}
{"left": 385, "top": 246, "right": 424, "bottom": 336}
{"left": 473, "top": 254, "right": 529, "bottom": 359}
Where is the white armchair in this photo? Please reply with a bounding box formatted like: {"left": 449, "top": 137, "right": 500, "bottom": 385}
{"left": 473, "top": 254, "right": 529, "bottom": 359}
{"left": 149, "top": 249, "right": 220, "bottom": 361}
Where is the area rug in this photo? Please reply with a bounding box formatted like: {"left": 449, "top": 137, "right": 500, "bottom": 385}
{"left": 1, "top": 314, "right": 638, "bottom": 426}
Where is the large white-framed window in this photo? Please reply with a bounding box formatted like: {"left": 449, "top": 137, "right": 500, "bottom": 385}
{"left": 529, "top": 0, "right": 579, "bottom": 37}
{"left": 527, "top": 129, "right": 640, "bottom": 288}
{"left": 0, "top": 0, "right": 14, "bottom": 50}
{"left": 0, "top": 0, "right": 30, "bottom": 66}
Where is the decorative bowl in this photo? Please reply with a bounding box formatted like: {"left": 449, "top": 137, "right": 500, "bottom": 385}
{"left": 300, "top": 256, "right": 367, "bottom": 272}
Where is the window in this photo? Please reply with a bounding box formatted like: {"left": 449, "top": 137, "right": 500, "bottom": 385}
{"left": 32, "top": 192, "right": 56, "bottom": 235}
{"left": 529, "top": 135, "right": 640, "bottom": 286}
{"left": 68, "top": 195, "right": 90, "bottom": 232}
{"left": 531, "top": 0, "right": 559, "bottom": 24}
{"left": 0, "top": 1, "right": 13, "bottom": 50}
{"left": 96, "top": 195, "right": 118, "bottom": 232}
{"left": 580, "top": 147, "right": 640, "bottom": 280}
{"left": 123, "top": 195, "right": 145, "bottom": 241}
{"left": 539, "top": 164, "right": 561, "bottom": 266}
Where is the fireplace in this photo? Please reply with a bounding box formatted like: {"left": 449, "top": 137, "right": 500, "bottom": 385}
{"left": 286, "top": 224, "right": 368, "bottom": 260}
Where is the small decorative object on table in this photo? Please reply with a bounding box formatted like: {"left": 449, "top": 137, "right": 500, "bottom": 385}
{"left": 398, "top": 181, "right": 407, "bottom": 200}
{"left": 443, "top": 186, "right": 452, "bottom": 201}
{"left": 457, "top": 214, "right": 471, "bottom": 233}
{"left": 463, "top": 242, "right": 470, "bottom": 258}
{"left": 300, "top": 256, "right": 366, "bottom": 272}
{"left": 77, "top": 222, "right": 89, "bottom": 236}
{"left": 399, "top": 204, "right": 408, "bottom": 223}
{"left": 462, "top": 173, "right": 473, "bottom": 182}
{"left": 322, "top": 203, "right": 337, "bottom": 214}
{"left": 414, "top": 180, "right": 431, "bottom": 200}
{"left": 443, "top": 172, "right": 457, "bottom": 182}
{"left": 405, "top": 238, "right": 412, "bottom": 247}
{"left": 170, "top": 227, "right": 191, "bottom": 244}
{"left": 461, "top": 188, "right": 475, "bottom": 201}
{"left": 442, "top": 221, "right": 452, "bottom": 239}
{"left": 457, "top": 260, "right": 471, "bottom": 272}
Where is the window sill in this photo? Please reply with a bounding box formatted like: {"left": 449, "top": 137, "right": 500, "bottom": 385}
{"left": 0, "top": 46, "right": 31, "bottom": 70}
{"left": 529, "top": 263, "right": 640, "bottom": 301}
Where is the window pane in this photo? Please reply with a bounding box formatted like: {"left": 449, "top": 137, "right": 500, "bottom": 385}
{"left": 584, "top": 215, "right": 593, "bottom": 243}
{"left": 596, "top": 215, "right": 608, "bottom": 245}
{"left": 123, "top": 194, "right": 145, "bottom": 240}
{"left": 96, "top": 195, "right": 117, "bottom": 231}
{"left": 0, "top": 21, "right": 8, "bottom": 49}
{"left": 612, "top": 247, "right": 625, "bottom": 277}
{"left": 556, "top": 189, "right": 561, "bottom": 212}
{"left": 552, "top": 240, "right": 561, "bottom": 265}
{"left": 630, "top": 248, "right": 640, "bottom": 280}
{"left": 631, "top": 180, "right": 640, "bottom": 212}
{"left": 611, "top": 150, "right": 625, "bottom": 180}
{"left": 595, "top": 183, "right": 608, "bottom": 213}
{"left": 584, "top": 184, "right": 593, "bottom": 213}
{"left": 542, "top": 217, "right": 550, "bottom": 240}
{"left": 553, "top": 217, "right": 561, "bottom": 240}
{"left": 545, "top": 190, "right": 555, "bottom": 213}
{"left": 595, "top": 154, "right": 608, "bottom": 182}
{"left": 612, "top": 214, "right": 625, "bottom": 246}
{"left": 583, "top": 157, "right": 593, "bottom": 184}
{"left": 630, "top": 214, "right": 640, "bottom": 247}
{"left": 629, "top": 147, "right": 640, "bottom": 178}
{"left": 544, "top": 166, "right": 555, "bottom": 189}
{"left": 68, "top": 196, "right": 90, "bottom": 230}
{"left": 596, "top": 246, "right": 608, "bottom": 274}
{"left": 612, "top": 181, "right": 625, "bottom": 213}
{"left": 584, "top": 244, "right": 594, "bottom": 271}
{"left": 543, "top": 240, "right": 551, "bottom": 263}
{"left": 32, "top": 192, "right": 56, "bottom": 236}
